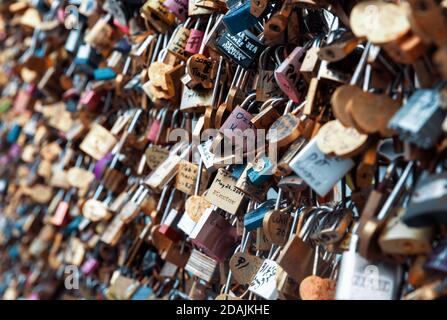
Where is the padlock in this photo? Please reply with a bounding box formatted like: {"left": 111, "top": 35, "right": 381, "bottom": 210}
{"left": 184, "top": 248, "right": 219, "bottom": 283}
{"left": 273, "top": 136, "right": 306, "bottom": 177}
{"left": 80, "top": 124, "right": 117, "bottom": 161}
{"left": 183, "top": 17, "right": 217, "bottom": 90}
{"left": 75, "top": 44, "right": 102, "bottom": 68}
{"left": 165, "top": 0, "right": 189, "bottom": 22}
{"left": 266, "top": 100, "right": 304, "bottom": 150}
{"left": 161, "top": 241, "right": 191, "bottom": 268}
{"left": 262, "top": 201, "right": 293, "bottom": 246}
{"left": 275, "top": 46, "right": 305, "bottom": 103}
{"left": 243, "top": 199, "right": 275, "bottom": 231}
{"left": 188, "top": 0, "right": 213, "bottom": 16}
{"left": 205, "top": 168, "right": 245, "bottom": 215}
{"left": 318, "top": 31, "right": 360, "bottom": 63}
{"left": 13, "top": 83, "right": 35, "bottom": 113}
{"left": 250, "top": 98, "right": 282, "bottom": 129}
{"left": 185, "top": 19, "right": 205, "bottom": 55}
{"left": 213, "top": 67, "right": 248, "bottom": 129}
{"left": 263, "top": 0, "right": 293, "bottom": 45}
{"left": 4, "top": 0, "right": 447, "bottom": 302}
{"left": 389, "top": 89, "right": 446, "bottom": 149}
{"left": 235, "top": 162, "right": 271, "bottom": 202}
{"left": 177, "top": 158, "right": 213, "bottom": 234}
{"left": 145, "top": 142, "right": 191, "bottom": 192}
{"left": 312, "top": 207, "right": 354, "bottom": 246}
{"left": 222, "top": 1, "right": 259, "bottom": 35}
{"left": 190, "top": 207, "right": 238, "bottom": 262}
{"left": 82, "top": 185, "right": 114, "bottom": 222}
{"left": 378, "top": 208, "right": 433, "bottom": 256}
{"left": 358, "top": 162, "right": 415, "bottom": 260}
{"left": 50, "top": 188, "right": 76, "bottom": 227}
{"left": 93, "top": 68, "right": 117, "bottom": 81}
{"left": 289, "top": 137, "right": 354, "bottom": 197}
{"left": 158, "top": 189, "right": 184, "bottom": 242}
{"left": 406, "top": 0, "right": 447, "bottom": 47}
{"left": 219, "top": 94, "right": 257, "bottom": 149}
{"left": 141, "top": 0, "right": 176, "bottom": 33}
{"left": 256, "top": 47, "right": 283, "bottom": 102}
{"left": 120, "top": 185, "right": 150, "bottom": 224}
{"left": 248, "top": 259, "right": 279, "bottom": 300}
{"left": 335, "top": 228, "right": 402, "bottom": 300}
{"left": 403, "top": 172, "right": 447, "bottom": 227}
{"left": 277, "top": 207, "right": 314, "bottom": 281}
{"left": 168, "top": 22, "right": 192, "bottom": 61}
{"left": 216, "top": 29, "right": 266, "bottom": 69}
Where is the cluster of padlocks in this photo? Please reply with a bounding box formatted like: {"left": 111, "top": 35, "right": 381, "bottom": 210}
{"left": 1, "top": 0, "right": 447, "bottom": 300}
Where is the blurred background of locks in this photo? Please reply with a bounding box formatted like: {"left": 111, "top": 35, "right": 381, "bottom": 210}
{"left": 0, "top": 0, "right": 447, "bottom": 301}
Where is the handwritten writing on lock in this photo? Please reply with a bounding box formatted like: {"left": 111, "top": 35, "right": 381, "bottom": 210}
{"left": 290, "top": 138, "right": 354, "bottom": 197}
{"left": 220, "top": 107, "right": 257, "bottom": 151}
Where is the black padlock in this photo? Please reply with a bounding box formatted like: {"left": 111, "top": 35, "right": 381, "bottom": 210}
{"left": 216, "top": 29, "right": 266, "bottom": 69}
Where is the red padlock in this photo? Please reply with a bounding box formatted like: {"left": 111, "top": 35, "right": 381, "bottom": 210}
{"left": 80, "top": 89, "right": 102, "bottom": 111}
{"left": 190, "top": 208, "right": 238, "bottom": 262}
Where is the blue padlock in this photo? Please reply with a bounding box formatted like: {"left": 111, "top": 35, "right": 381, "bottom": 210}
{"left": 8, "top": 244, "right": 20, "bottom": 259}
{"left": 75, "top": 44, "right": 101, "bottom": 68}
{"left": 222, "top": 1, "right": 259, "bottom": 35}
{"left": 31, "top": 0, "right": 48, "bottom": 13}
{"left": 6, "top": 124, "right": 22, "bottom": 144}
{"left": 66, "top": 100, "right": 78, "bottom": 113}
{"left": 247, "top": 156, "right": 274, "bottom": 186}
{"left": 231, "top": 164, "right": 246, "bottom": 180}
{"left": 131, "top": 286, "right": 154, "bottom": 300}
{"left": 94, "top": 68, "right": 117, "bottom": 81}
{"left": 17, "top": 203, "right": 30, "bottom": 217}
{"left": 115, "top": 38, "right": 132, "bottom": 54}
{"left": 64, "top": 215, "right": 84, "bottom": 236}
{"left": 244, "top": 199, "right": 276, "bottom": 231}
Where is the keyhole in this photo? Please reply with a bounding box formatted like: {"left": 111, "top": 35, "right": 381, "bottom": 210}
{"left": 325, "top": 49, "right": 335, "bottom": 59}
{"left": 416, "top": 0, "right": 428, "bottom": 11}
{"left": 269, "top": 24, "right": 281, "bottom": 33}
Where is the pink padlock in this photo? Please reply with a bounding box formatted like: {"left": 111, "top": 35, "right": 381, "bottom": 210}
{"left": 57, "top": 8, "right": 65, "bottom": 24}
{"left": 147, "top": 119, "right": 161, "bottom": 142}
{"left": 13, "top": 84, "right": 35, "bottom": 113}
{"left": 81, "top": 257, "right": 100, "bottom": 275}
{"left": 51, "top": 189, "right": 74, "bottom": 226}
{"left": 185, "top": 29, "right": 204, "bottom": 55}
{"left": 275, "top": 47, "right": 305, "bottom": 103}
{"left": 220, "top": 105, "right": 256, "bottom": 141}
{"left": 51, "top": 201, "right": 69, "bottom": 226}
{"left": 164, "top": 0, "right": 188, "bottom": 22}
{"left": 147, "top": 109, "right": 165, "bottom": 142}
{"left": 27, "top": 292, "right": 40, "bottom": 300}
{"left": 113, "top": 18, "right": 129, "bottom": 34}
